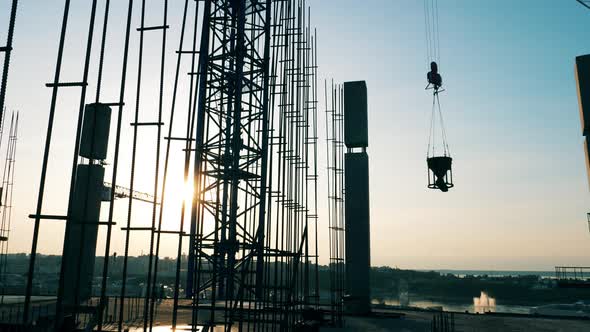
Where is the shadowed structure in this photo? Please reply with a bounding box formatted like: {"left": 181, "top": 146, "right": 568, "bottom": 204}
{"left": 343, "top": 80, "right": 371, "bottom": 315}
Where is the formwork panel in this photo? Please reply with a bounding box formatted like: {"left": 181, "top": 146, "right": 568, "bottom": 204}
{"left": 80, "top": 103, "right": 111, "bottom": 160}
{"left": 344, "top": 81, "right": 368, "bottom": 148}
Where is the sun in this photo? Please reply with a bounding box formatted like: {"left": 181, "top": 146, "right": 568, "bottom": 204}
{"left": 164, "top": 179, "right": 195, "bottom": 206}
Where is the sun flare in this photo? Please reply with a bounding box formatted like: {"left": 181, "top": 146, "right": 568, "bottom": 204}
{"left": 165, "top": 180, "right": 195, "bottom": 206}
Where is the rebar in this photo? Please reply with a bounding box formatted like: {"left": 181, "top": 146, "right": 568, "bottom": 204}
{"left": 0, "top": 0, "right": 18, "bottom": 127}
{"left": 24, "top": 1, "right": 323, "bottom": 331}
{"left": 325, "top": 80, "right": 345, "bottom": 326}
{"left": 0, "top": 111, "right": 18, "bottom": 305}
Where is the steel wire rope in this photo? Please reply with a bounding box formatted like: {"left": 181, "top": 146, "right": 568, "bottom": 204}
{"left": 436, "top": 93, "right": 450, "bottom": 156}
{"left": 423, "top": 0, "right": 432, "bottom": 63}
{"left": 434, "top": 0, "right": 441, "bottom": 64}
{"left": 425, "top": 0, "right": 448, "bottom": 158}
{"left": 427, "top": 92, "right": 436, "bottom": 157}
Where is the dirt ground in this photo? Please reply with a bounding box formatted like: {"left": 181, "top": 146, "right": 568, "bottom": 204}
{"left": 117, "top": 300, "right": 590, "bottom": 331}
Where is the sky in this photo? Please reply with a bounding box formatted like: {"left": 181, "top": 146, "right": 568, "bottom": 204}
{"left": 1, "top": 0, "right": 590, "bottom": 271}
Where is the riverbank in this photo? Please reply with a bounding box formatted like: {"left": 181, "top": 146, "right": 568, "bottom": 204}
{"left": 319, "top": 308, "right": 590, "bottom": 332}
{"left": 370, "top": 267, "right": 590, "bottom": 308}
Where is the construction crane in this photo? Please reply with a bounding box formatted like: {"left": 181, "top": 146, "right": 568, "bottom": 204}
{"left": 102, "top": 182, "right": 160, "bottom": 205}
{"left": 577, "top": 0, "right": 590, "bottom": 9}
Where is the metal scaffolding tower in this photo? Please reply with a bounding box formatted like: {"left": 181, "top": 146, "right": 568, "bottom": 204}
{"left": 178, "top": 0, "right": 320, "bottom": 330}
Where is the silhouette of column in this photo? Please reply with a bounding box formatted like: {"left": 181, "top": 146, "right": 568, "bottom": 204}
{"left": 343, "top": 80, "right": 371, "bottom": 315}
{"left": 576, "top": 55, "right": 590, "bottom": 190}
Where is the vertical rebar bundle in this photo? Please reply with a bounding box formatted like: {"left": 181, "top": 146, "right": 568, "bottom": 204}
{"left": 325, "top": 81, "right": 345, "bottom": 326}
{"left": 0, "top": 1, "right": 18, "bottom": 287}
{"left": 0, "top": 111, "right": 18, "bottom": 304}
{"left": 24, "top": 0, "right": 134, "bottom": 328}
{"left": 118, "top": 0, "right": 169, "bottom": 331}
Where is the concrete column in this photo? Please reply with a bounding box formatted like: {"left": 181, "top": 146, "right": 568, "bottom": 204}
{"left": 343, "top": 80, "right": 371, "bottom": 315}
{"left": 344, "top": 152, "right": 371, "bottom": 314}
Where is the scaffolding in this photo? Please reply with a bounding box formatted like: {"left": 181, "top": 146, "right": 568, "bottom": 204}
{"left": 174, "top": 0, "right": 320, "bottom": 330}
{"left": 23, "top": 0, "right": 322, "bottom": 331}
{"left": 555, "top": 266, "right": 590, "bottom": 288}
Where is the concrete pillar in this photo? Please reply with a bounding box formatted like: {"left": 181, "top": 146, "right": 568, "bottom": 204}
{"left": 343, "top": 80, "right": 371, "bottom": 315}
{"left": 344, "top": 152, "right": 371, "bottom": 314}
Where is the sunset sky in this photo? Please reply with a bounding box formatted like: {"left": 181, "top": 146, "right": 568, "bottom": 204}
{"left": 2, "top": 0, "right": 590, "bottom": 271}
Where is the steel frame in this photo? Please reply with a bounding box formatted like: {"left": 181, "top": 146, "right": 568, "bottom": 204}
{"left": 187, "top": 0, "right": 274, "bottom": 328}
{"left": 179, "top": 0, "right": 320, "bottom": 330}
{"left": 23, "top": 1, "right": 321, "bottom": 331}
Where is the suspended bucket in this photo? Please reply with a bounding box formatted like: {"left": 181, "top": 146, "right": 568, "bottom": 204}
{"left": 425, "top": 63, "right": 453, "bottom": 192}
{"left": 423, "top": 2, "right": 454, "bottom": 192}
{"left": 427, "top": 156, "right": 453, "bottom": 192}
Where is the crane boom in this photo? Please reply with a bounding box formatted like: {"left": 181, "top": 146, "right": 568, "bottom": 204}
{"left": 102, "top": 182, "right": 160, "bottom": 205}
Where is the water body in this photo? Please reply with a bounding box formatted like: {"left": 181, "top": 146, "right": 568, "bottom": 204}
{"left": 428, "top": 269, "right": 556, "bottom": 278}
{"left": 377, "top": 270, "right": 559, "bottom": 314}
{"left": 0, "top": 295, "right": 56, "bottom": 304}
{"left": 373, "top": 297, "right": 532, "bottom": 314}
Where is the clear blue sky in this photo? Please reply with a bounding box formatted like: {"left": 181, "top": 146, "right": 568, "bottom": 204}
{"left": 2, "top": 0, "right": 590, "bottom": 271}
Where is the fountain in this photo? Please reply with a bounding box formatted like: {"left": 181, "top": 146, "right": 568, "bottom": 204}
{"left": 473, "top": 291, "right": 496, "bottom": 313}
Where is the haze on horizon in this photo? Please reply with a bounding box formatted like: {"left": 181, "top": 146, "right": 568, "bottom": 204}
{"left": 1, "top": 0, "right": 590, "bottom": 272}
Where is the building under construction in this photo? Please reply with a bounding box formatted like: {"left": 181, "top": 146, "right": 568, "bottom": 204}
{"left": 0, "top": 0, "right": 371, "bottom": 331}
{"left": 9, "top": 1, "right": 590, "bottom": 332}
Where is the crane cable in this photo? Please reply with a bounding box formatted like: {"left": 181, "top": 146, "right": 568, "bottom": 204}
{"left": 424, "top": 0, "right": 440, "bottom": 64}
{"left": 424, "top": 0, "right": 449, "bottom": 158}
{"left": 427, "top": 93, "right": 450, "bottom": 158}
